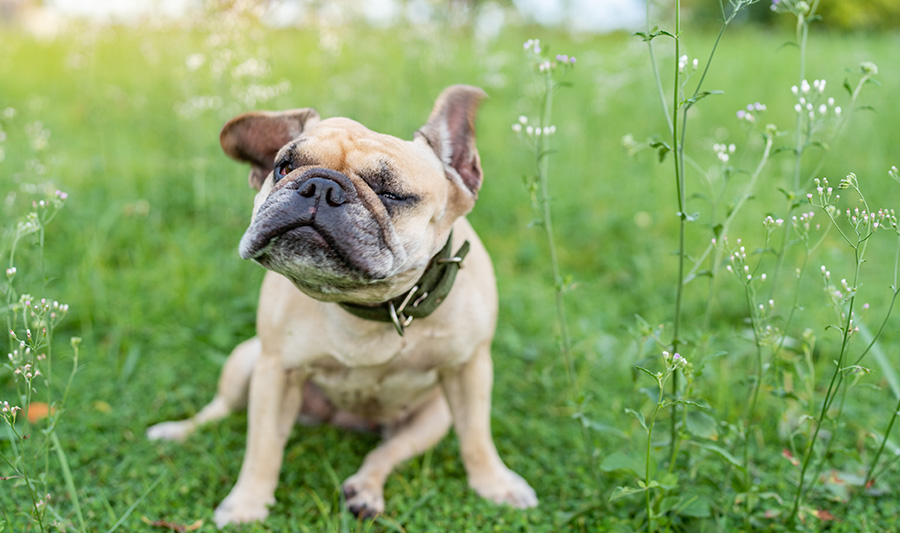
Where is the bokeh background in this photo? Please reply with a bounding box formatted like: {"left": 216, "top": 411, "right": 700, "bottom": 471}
{"left": 2, "top": 0, "right": 900, "bottom": 530}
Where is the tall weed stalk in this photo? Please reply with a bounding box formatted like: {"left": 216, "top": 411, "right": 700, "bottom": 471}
{"left": 631, "top": 0, "right": 893, "bottom": 528}
{"left": 788, "top": 172, "right": 900, "bottom": 521}
{"left": 0, "top": 115, "right": 83, "bottom": 531}
{"left": 641, "top": 0, "right": 759, "bottom": 471}
{"left": 513, "top": 41, "right": 599, "bottom": 480}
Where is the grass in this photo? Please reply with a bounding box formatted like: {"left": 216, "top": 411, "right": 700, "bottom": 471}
{"left": 2, "top": 11, "right": 900, "bottom": 531}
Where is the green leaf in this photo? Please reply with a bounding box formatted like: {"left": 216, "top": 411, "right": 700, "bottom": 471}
{"left": 609, "top": 485, "right": 647, "bottom": 502}
{"left": 53, "top": 432, "right": 88, "bottom": 532}
{"left": 692, "top": 441, "right": 745, "bottom": 470}
{"left": 555, "top": 502, "right": 606, "bottom": 527}
{"left": 705, "top": 351, "right": 729, "bottom": 361}
{"left": 806, "top": 140, "right": 829, "bottom": 151}
{"left": 106, "top": 470, "right": 167, "bottom": 533}
{"left": 657, "top": 146, "right": 670, "bottom": 163}
{"left": 844, "top": 78, "right": 853, "bottom": 96}
{"left": 776, "top": 187, "right": 795, "bottom": 201}
{"left": 686, "top": 410, "right": 719, "bottom": 439}
{"left": 757, "top": 491, "right": 785, "bottom": 504}
{"left": 670, "top": 398, "right": 710, "bottom": 409}
{"left": 633, "top": 313, "right": 652, "bottom": 331}
{"left": 689, "top": 191, "right": 709, "bottom": 203}
{"left": 657, "top": 472, "right": 679, "bottom": 490}
{"left": 684, "top": 269, "right": 711, "bottom": 284}
{"left": 658, "top": 495, "right": 680, "bottom": 515}
{"left": 572, "top": 412, "right": 628, "bottom": 439}
{"left": 633, "top": 27, "right": 675, "bottom": 42}
{"left": 647, "top": 137, "right": 671, "bottom": 150}
{"left": 599, "top": 451, "right": 645, "bottom": 477}
{"left": 683, "top": 90, "right": 724, "bottom": 107}
{"left": 632, "top": 357, "right": 658, "bottom": 382}
{"left": 712, "top": 224, "right": 724, "bottom": 238}
{"left": 537, "top": 149, "right": 559, "bottom": 161}
{"left": 639, "top": 386, "right": 661, "bottom": 402}
{"left": 625, "top": 408, "right": 648, "bottom": 432}
{"left": 678, "top": 494, "right": 712, "bottom": 518}
{"left": 635, "top": 365, "right": 658, "bottom": 380}
{"left": 648, "top": 136, "right": 672, "bottom": 163}
{"left": 773, "top": 146, "right": 799, "bottom": 156}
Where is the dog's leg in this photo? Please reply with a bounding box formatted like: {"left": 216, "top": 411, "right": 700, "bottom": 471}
{"left": 341, "top": 389, "right": 451, "bottom": 518}
{"left": 440, "top": 342, "right": 538, "bottom": 509}
{"left": 214, "top": 356, "right": 303, "bottom": 527}
{"left": 147, "top": 337, "right": 260, "bottom": 442}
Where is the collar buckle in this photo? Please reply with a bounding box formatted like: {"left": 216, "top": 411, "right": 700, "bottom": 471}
{"left": 388, "top": 284, "right": 419, "bottom": 336}
{"left": 436, "top": 256, "right": 464, "bottom": 266}
{"left": 337, "top": 232, "right": 470, "bottom": 336}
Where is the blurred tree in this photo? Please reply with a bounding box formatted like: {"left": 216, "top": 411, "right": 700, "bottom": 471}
{"left": 817, "top": 0, "right": 900, "bottom": 30}
{"left": 682, "top": 0, "right": 900, "bottom": 31}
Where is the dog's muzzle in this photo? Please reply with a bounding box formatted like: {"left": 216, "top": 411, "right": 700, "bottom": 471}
{"left": 239, "top": 168, "right": 358, "bottom": 260}
{"left": 292, "top": 168, "right": 354, "bottom": 207}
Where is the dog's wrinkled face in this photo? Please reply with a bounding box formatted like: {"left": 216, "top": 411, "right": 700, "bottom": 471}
{"left": 220, "top": 86, "right": 486, "bottom": 303}
{"left": 240, "top": 119, "right": 456, "bottom": 300}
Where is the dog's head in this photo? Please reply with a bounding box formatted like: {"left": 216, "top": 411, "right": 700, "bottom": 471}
{"left": 220, "top": 85, "right": 486, "bottom": 303}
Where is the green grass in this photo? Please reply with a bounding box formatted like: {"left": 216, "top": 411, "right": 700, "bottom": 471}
{"left": 2, "top": 12, "right": 900, "bottom": 531}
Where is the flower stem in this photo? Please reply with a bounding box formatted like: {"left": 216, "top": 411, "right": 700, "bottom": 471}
{"left": 790, "top": 221, "right": 867, "bottom": 522}
{"left": 847, "top": 236, "right": 900, "bottom": 505}
{"left": 860, "top": 393, "right": 900, "bottom": 496}
{"left": 533, "top": 69, "right": 598, "bottom": 485}
{"left": 669, "top": 0, "right": 684, "bottom": 470}
{"left": 645, "top": 0, "right": 673, "bottom": 135}
{"left": 646, "top": 381, "right": 666, "bottom": 533}
{"left": 667, "top": 0, "right": 747, "bottom": 469}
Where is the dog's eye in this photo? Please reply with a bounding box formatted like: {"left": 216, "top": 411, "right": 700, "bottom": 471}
{"left": 274, "top": 161, "right": 294, "bottom": 182}
{"left": 377, "top": 191, "right": 418, "bottom": 210}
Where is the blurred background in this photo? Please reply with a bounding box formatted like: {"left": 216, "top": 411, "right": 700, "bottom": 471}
{"left": 2, "top": 0, "right": 900, "bottom": 530}
{"left": 2, "top": 0, "right": 900, "bottom": 32}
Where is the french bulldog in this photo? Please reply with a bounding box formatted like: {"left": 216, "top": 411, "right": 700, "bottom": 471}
{"left": 147, "top": 85, "right": 537, "bottom": 527}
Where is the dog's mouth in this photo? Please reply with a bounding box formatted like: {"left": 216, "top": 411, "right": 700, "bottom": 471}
{"left": 239, "top": 221, "right": 315, "bottom": 260}
{"left": 238, "top": 176, "right": 329, "bottom": 261}
{"left": 241, "top": 222, "right": 353, "bottom": 273}
{"left": 238, "top": 183, "right": 401, "bottom": 282}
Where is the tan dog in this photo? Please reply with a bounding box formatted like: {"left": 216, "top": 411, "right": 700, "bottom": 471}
{"left": 147, "top": 85, "right": 537, "bottom": 527}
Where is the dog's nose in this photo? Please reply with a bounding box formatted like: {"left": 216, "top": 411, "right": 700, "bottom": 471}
{"left": 297, "top": 177, "right": 347, "bottom": 207}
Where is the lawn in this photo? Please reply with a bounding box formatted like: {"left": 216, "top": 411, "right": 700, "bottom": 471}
{"left": 3, "top": 5, "right": 900, "bottom": 531}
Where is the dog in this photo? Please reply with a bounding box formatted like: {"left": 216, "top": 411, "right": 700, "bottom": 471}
{"left": 147, "top": 85, "right": 537, "bottom": 527}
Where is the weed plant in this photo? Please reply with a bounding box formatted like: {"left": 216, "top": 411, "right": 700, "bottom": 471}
{"left": 513, "top": 39, "right": 598, "bottom": 482}
{"left": 1, "top": 3, "right": 899, "bottom": 530}
{"left": 0, "top": 114, "right": 82, "bottom": 530}
{"left": 604, "top": 0, "right": 900, "bottom": 529}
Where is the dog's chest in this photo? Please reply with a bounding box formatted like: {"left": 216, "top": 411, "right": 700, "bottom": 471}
{"left": 272, "top": 284, "right": 482, "bottom": 420}
{"left": 308, "top": 360, "right": 439, "bottom": 420}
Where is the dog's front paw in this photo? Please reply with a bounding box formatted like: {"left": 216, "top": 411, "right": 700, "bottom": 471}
{"left": 214, "top": 488, "right": 274, "bottom": 529}
{"left": 470, "top": 466, "right": 538, "bottom": 509}
{"left": 146, "top": 420, "right": 194, "bottom": 442}
{"left": 341, "top": 474, "right": 384, "bottom": 519}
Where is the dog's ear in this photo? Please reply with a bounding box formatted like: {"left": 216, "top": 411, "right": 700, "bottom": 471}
{"left": 416, "top": 85, "right": 487, "bottom": 197}
{"left": 220, "top": 108, "right": 321, "bottom": 190}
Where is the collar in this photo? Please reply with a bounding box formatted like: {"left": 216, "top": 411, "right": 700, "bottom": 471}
{"left": 337, "top": 232, "right": 470, "bottom": 336}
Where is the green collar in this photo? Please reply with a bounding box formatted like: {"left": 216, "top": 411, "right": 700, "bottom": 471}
{"left": 338, "top": 233, "right": 470, "bottom": 336}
